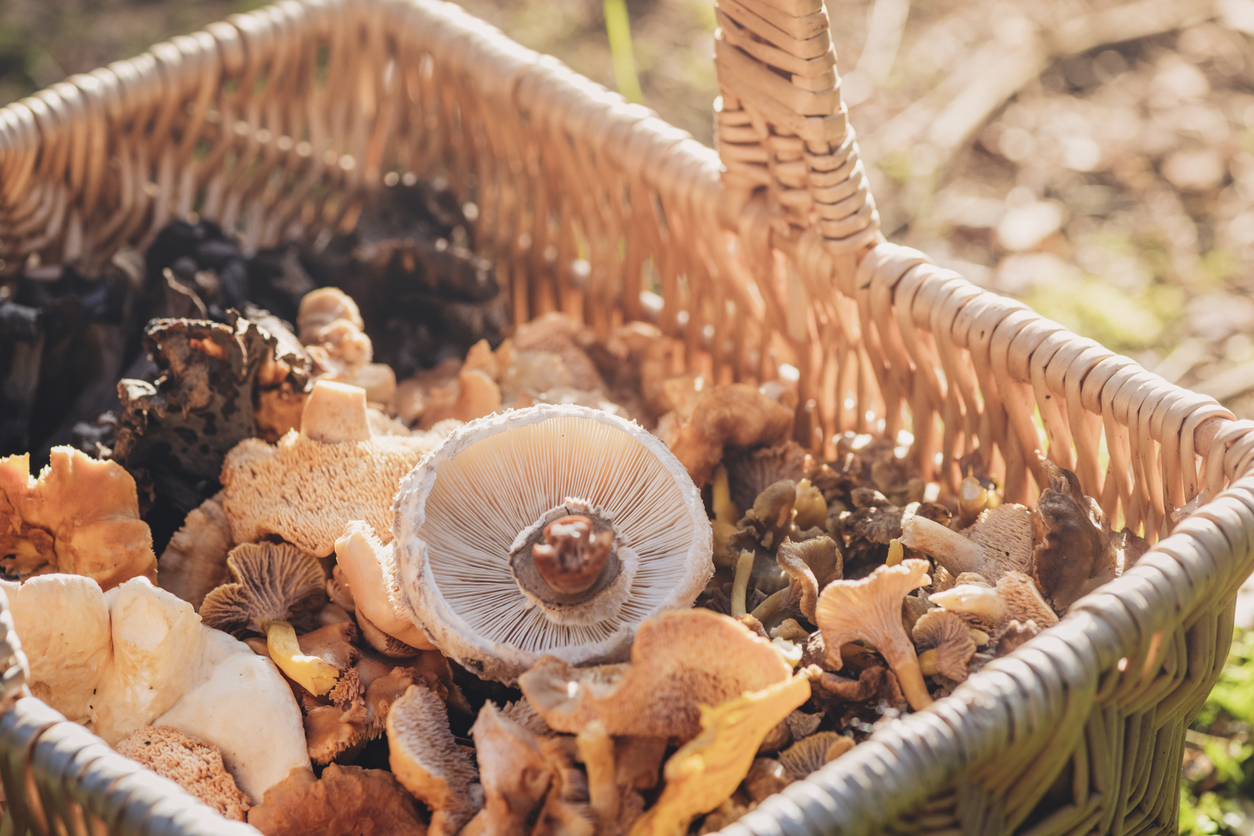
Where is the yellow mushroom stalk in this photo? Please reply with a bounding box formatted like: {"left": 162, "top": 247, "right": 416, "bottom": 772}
{"left": 628, "top": 672, "right": 813, "bottom": 836}
{"left": 264, "top": 620, "right": 342, "bottom": 696}
{"left": 730, "top": 550, "right": 755, "bottom": 617}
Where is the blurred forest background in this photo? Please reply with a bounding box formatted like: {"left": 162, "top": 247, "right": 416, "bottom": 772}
{"left": 5, "top": 0, "right": 1254, "bottom": 829}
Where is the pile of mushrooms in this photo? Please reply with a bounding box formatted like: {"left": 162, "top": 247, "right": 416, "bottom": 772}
{"left": 0, "top": 281, "right": 1145, "bottom": 835}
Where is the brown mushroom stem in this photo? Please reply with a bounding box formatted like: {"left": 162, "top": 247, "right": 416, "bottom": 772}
{"left": 265, "top": 620, "right": 341, "bottom": 696}
{"left": 749, "top": 588, "right": 789, "bottom": 625}
{"left": 576, "top": 721, "right": 619, "bottom": 828}
{"left": 730, "top": 551, "right": 755, "bottom": 618}
{"left": 533, "top": 515, "right": 613, "bottom": 595}
{"left": 899, "top": 514, "right": 988, "bottom": 576}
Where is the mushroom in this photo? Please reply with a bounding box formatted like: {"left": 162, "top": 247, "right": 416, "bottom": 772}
{"left": 0, "top": 447, "right": 157, "bottom": 589}
{"left": 929, "top": 571, "right": 1059, "bottom": 633}
{"left": 518, "top": 609, "right": 791, "bottom": 740}
{"left": 576, "top": 721, "right": 618, "bottom": 829}
{"left": 627, "top": 671, "right": 813, "bottom": 836}
{"left": 509, "top": 312, "right": 608, "bottom": 394}
{"left": 302, "top": 647, "right": 423, "bottom": 765}
{"left": 898, "top": 503, "right": 1032, "bottom": 582}
{"left": 334, "top": 522, "right": 435, "bottom": 652}
{"left": 200, "top": 542, "right": 341, "bottom": 697}
{"left": 2, "top": 575, "right": 310, "bottom": 801}
{"left": 911, "top": 610, "right": 977, "bottom": 682}
{"left": 297, "top": 287, "right": 396, "bottom": 403}
{"left": 220, "top": 380, "right": 452, "bottom": 557}
{"left": 464, "top": 701, "right": 594, "bottom": 836}
{"left": 742, "top": 757, "right": 790, "bottom": 803}
{"left": 754, "top": 535, "right": 843, "bottom": 626}
{"left": 115, "top": 726, "right": 252, "bottom": 820}
{"left": 159, "top": 492, "right": 233, "bottom": 610}
{"left": 778, "top": 731, "right": 854, "bottom": 779}
{"left": 815, "top": 559, "right": 934, "bottom": 711}
{"left": 813, "top": 666, "right": 905, "bottom": 707}
{"left": 246, "top": 765, "right": 427, "bottom": 836}
{"left": 665, "top": 383, "right": 794, "bottom": 486}
{"left": 724, "top": 442, "right": 809, "bottom": 514}
{"left": 392, "top": 404, "right": 713, "bottom": 683}
{"left": 1029, "top": 460, "right": 1108, "bottom": 612}
{"left": 387, "top": 684, "right": 481, "bottom": 836}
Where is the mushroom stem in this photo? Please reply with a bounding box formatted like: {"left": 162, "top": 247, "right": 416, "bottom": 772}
{"left": 750, "top": 588, "right": 789, "bottom": 625}
{"left": 730, "top": 551, "right": 755, "bottom": 617}
{"left": 899, "top": 514, "right": 988, "bottom": 576}
{"left": 533, "top": 515, "right": 613, "bottom": 595}
{"left": 876, "top": 631, "right": 934, "bottom": 711}
{"left": 918, "top": 649, "right": 939, "bottom": 677}
{"left": 712, "top": 466, "right": 738, "bottom": 526}
{"left": 265, "top": 620, "right": 341, "bottom": 696}
{"left": 957, "top": 477, "right": 988, "bottom": 528}
{"left": 885, "top": 539, "right": 904, "bottom": 567}
{"left": 576, "top": 721, "right": 619, "bottom": 828}
{"left": 928, "top": 584, "right": 1008, "bottom": 625}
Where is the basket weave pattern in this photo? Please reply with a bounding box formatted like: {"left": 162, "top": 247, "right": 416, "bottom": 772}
{"left": 3, "top": 0, "right": 1254, "bottom": 834}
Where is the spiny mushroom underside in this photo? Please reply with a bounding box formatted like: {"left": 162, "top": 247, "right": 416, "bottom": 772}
{"left": 508, "top": 499, "right": 637, "bottom": 624}
{"left": 387, "top": 684, "right": 480, "bottom": 836}
{"left": 394, "top": 406, "right": 713, "bottom": 683}
{"left": 815, "top": 559, "right": 933, "bottom": 711}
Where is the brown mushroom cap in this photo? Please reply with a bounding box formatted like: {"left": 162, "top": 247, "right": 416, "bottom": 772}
{"left": 388, "top": 685, "right": 480, "bottom": 836}
{"left": 518, "top": 608, "right": 792, "bottom": 741}
{"left": 116, "top": 726, "right": 251, "bottom": 820}
{"left": 466, "top": 702, "right": 567, "bottom": 836}
{"left": 725, "top": 442, "right": 809, "bottom": 513}
{"left": 394, "top": 405, "right": 713, "bottom": 683}
{"left": 0, "top": 447, "right": 156, "bottom": 589}
{"left": 774, "top": 536, "right": 843, "bottom": 624}
{"left": 159, "top": 492, "right": 233, "bottom": 610}
{"left": 912, "top": 610, "right": 977, "bottom": 682}
{"left": 815, "top": 559, "right": 934, "bottom": 711}
{"left": 1029, "top": 460, "right": 1105, "bottom": 612}
{"left": 666, "top": 383, "right": 795, "bottom": 486}
{"left": 200, "top": 543, "right": 326, "bottom": 637}
{"left": 247, "top": 765, "right": 426, "bottom": 836}
{"left": 221, "top": 380, "right": 452, "bottom": 557}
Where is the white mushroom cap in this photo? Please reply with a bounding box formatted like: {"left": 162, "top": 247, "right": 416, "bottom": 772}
{"left": 393, "top": 404, "right": 713, "bottom": 683}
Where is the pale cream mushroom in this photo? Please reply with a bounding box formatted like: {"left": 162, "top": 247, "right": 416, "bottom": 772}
{"left": 392, "top": 404, "right": 713, "bottom": 682}
{"left": 334, "top": 522, "right": 435, "bottom": 652}
{"left": 929, "top": 571, "right": 1059, "bottom": 633}
{"left": 815, "top": 559, "right": 934, "bottom": 711}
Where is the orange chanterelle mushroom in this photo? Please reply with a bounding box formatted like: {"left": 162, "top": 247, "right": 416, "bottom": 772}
{"left": 391, "top": 404, "right": 713, "bottom": 683}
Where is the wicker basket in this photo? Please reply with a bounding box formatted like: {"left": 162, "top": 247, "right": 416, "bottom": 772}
{"left": 3, "top": 0, "right": 1254, "bottom": 834}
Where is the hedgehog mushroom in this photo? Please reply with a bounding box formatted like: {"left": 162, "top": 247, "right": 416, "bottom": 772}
{"left": 116, "top": 726, "right": 252, "bottom": 820}
{"left": 665, "top": 383, "right": 794, "bottom": 486}
{"left": 912, "top": 610, "right": 977, "bottom": 682}
{"left": 159, "top": 492, "right": 233, "bottom": 610}
{"left": 387, "top": 684, "right": 481, "bottom": 836}
{"left": 221, "top": 380, "right": 451, "bottom": 557}
{"left": 899, "top": 504, "right": 1032, "bottom": 582}
{"left": 0, "top": 447, "right": 156, "bottom": 589}
{"left": 200, "top": 542, "right": 340, "bottom": 697}
{"left": 815, "top": 559, "right": 933, "bottom": 711}
{"left": 392, "top": 404, "right": 713, "bottom": 683}
{"left": 518, "top": 609, "right": 791, "bottom": 740}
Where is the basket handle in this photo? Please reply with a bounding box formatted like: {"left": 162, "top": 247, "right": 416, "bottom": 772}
{"left": 713, "top": 0, "right": 880, "bottom": 253}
